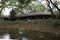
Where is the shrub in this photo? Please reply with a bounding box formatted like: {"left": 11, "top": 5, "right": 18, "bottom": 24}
{"left": 9, "top": 9, "right": 16, "bottom": 21}
{"left": 49, "top": 20, "right": 60, "bottom": 27}
{"left": 55, "top": 12, "right": 60, "bottom": 19}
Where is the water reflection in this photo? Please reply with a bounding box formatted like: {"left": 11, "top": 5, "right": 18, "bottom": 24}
{"left": 22, "top": 37, "right": 29, "bottom": 40}
{"left": 0, "top": 33, "right": 10, "bottom": 39}
{"left": 0, "top": 33, "right": 18, "bottom": 40}
{"left": 19, "top": 30, "right": 60, "bottom": 40}
{"left": 0, "top": 30, "right": 59, "bottom": 40}
{"left": 19, "top": 30, "right": 31, "bottom": 40}
{"left": 3, "top": 33, "right": 10, "bottom": 39}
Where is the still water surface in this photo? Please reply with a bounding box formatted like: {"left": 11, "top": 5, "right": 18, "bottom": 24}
{"left": 0, "top": 33, "right": 10, "bottom": 40}
{"left": 0, "top": 30, "right": 59, "bottom": 40}
{"left": 0, "top": 32, "right": 29, "bottom": 40}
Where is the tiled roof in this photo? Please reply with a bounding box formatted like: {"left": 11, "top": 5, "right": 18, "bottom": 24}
{"left": 16, "top": 12, "right": 51, "bottom": 17}
{"left": 0, "top": 12, "right": 51, "bottom": 18}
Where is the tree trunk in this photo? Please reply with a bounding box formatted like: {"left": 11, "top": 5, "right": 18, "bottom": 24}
{"left": 50, "top": 0, "right": 60, "bottom": 12}
{"left": 46, "top": 0, "right": 55, "bottom": 18}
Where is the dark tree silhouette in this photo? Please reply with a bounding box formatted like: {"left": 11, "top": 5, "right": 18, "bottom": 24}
{"left": 10, "top": 9, "right": 16, "bottom": 21}
{"left": 46, "top": 0, "right": 56, "bottom": 18}
{"left": 49, "top": 0, "right": 60, "bottom": 12}
{"left": 46, "top": 0, "right": 54, "bottom": 15}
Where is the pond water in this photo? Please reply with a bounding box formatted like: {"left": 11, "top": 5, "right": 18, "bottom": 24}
{"left": 0, "top": 30, "right": 59, "bottom": 40}
{"left": 0, "top": 33, "right": 20, "bottom": 40}
{"left": 0, "top": 32, "right": 29, "bottom": 40}
{"left": 0, "top": 33, "right": 10, "bottom": 40}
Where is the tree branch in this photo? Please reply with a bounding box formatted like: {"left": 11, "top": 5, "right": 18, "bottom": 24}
{"left": 46, "top": 0, "right": 54, "bottom": 15}
{"left": 50, "top": 0, "right": 60, "bottom": 12}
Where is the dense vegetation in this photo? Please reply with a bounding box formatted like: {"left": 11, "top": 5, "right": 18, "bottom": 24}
{"left": 0, "top": 0, "right": 60, "bottom": 40}
{"left": 0, "top": 19, "right": 60, "bottom": 28}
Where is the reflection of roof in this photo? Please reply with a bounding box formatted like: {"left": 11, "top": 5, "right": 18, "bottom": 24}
{"left": 16, "top": 12, "right": 51, "bottom": 17}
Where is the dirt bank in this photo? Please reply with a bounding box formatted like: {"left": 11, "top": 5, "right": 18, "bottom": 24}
{"left": 0, "top": 23, "right": 60, "bottom": 34}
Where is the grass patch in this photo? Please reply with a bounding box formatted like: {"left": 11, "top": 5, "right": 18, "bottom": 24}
{"left": 0, "top": 19, "right": 60, "bottom": 27}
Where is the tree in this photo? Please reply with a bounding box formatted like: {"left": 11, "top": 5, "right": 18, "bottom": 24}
{"left": 9, "top": 9, "right": 16, "bottom": 21}
{"left": 0, "top": 0, "right": 10, "bottom": 14}
{"left": 49, "top": 0, "right": 60, "bottom": 19}
{"left": 49, "top": 0, "right": 60, "bottom": 12}
{"left": 29, "top": 3, "right": 46, "bottom": 12}
{"left": 46, "top": 0, "right": 60, "bottom": 18}
{"left": 46, "top": 0, "right": 54, "bottom": 17}
{"left": 0, "top": 0, "right": 36, "bottom": 15}
{"left": 15, "top": 0, "right": 36, "bottom": 14}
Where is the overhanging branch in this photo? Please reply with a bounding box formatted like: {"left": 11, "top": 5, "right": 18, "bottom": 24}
{"left": 50, "top": 0, "right": 60, "bottom": 12}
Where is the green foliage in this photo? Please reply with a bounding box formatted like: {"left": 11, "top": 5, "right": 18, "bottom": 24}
{"left": 18, "top": 0, "right": 31, "bottom": 4}
{"left": 49, "top": 20, "right": 60, "bottom": 27}
{"left": 0, "top": 0, "right": 34, "bottom": 14}
{"left": 17, "top": 0, "right": 32, "bottom": 8}
{"left": 55, "top": 12, "right": 60, "bottom": 19}
{"left": 0, "top": 4, "right": 2, "bottom": 8}
{"left": 0, "top": 19, "right": 60, "bottom": 28}
{"left": 30, "top": 3, "right": 46, "bottom": 12}
{"left": 0, "top": 0, "right": 47, "bottom": 15}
